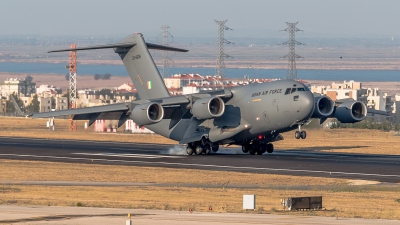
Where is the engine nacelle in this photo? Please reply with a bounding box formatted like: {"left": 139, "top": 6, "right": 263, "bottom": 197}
{"left": 192, "top": 96, "right": 225, "bottom": 120}
{"left": 311, "top": 96, "right": 334, "bottom": 118}
{"left": 130, "top": 102, "right": 164, "bottom": 125}
{"left": 334, "top": 101, "right": 367, "bottom": 123}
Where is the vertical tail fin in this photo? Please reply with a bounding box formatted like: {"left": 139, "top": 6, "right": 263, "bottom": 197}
{"left": 48, "top": 33, "right": 188, "bottom": 100}
{"left": 10, "top": 94, "right": 24, "bottom": 116}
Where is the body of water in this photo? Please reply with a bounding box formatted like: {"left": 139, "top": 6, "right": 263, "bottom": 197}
{"left": 1, "top": 62, "right": 400, "bottom": 82}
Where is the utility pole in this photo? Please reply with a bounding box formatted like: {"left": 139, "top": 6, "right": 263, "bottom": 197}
{"left": 215, "top": 19, "right": 232, "bottom": 78}
{"left": 67, "top": 44, "right": 77, "bottom": 131}
{"left": 158, "top": 25, "right": 173, "bottom": 78}
{"left": 280, "top": 22, "right": 304, "bottom": 80}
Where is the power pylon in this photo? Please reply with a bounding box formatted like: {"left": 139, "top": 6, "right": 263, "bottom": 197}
{"left": 215, "top": 19, "right": 232, "bottom": 78}
{"left": 68, "top": 44, "right": 77, "bottom": 131}
{"left": 158, "top": 25, "right": 173, "bottom": 78}
{"left": 280, "top": 22, "right": 304, "bottom": 80}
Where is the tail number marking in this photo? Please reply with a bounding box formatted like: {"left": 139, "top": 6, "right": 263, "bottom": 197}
{"left": 132, "top": 55, "right": 141, "bottom": 60}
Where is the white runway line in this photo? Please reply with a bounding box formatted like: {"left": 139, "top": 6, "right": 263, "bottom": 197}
{"left": 72, "top": 152, "right": 184, "bottom": 159}
{"left": 0, "top": 153, "right": 399, "bottom": 179}
{"left": 0, "top": 137, "right": 172, "bottom": 147}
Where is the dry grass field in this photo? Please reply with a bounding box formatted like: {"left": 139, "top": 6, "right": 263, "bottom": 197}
{"left": 0, "top": 160, "right": 400, "bottom": 220}
{"left": 1, "top": 117, "right": 400, "bottom": 220}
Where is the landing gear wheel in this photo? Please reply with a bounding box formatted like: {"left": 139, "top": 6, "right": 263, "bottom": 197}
{"left": 186, "top": 145, "right": 194, "bottom": 155}
{"left": 204, "top": 144, "right": 211, "bottom": 155}
{"left": 195, "top": 145, "right": 204, "bottom": 155}
{"left": 242, "top": 144, "right": 250, "bottom": 153}
{"left": 295, "top": 131, "right": 301, "bottom": 139}
{"left": 258, "top": 143, "right": 267, "bottom": 155}
{"left": 249, "top": 142, "right": 258, "bottom": 155}
{"left": 300, "top": 131, "right": 307, "bottom": 139}
{"left": 211, "top": 143, "right": 219, "bottom": 152}
{"left": 266, "top": 143, "right": 274, "bottom": 153}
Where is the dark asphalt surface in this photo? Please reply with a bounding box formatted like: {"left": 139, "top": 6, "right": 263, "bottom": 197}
{"left": 0, "top": 136, "right": 399, "bottom": 183}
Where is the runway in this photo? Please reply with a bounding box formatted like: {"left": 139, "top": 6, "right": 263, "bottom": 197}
{"left": 0, "top": 136, "right": 399, "bottom": 183}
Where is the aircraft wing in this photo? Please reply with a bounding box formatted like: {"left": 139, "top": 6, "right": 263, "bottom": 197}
{"left": 335, "top": 98, "right": 357, "bottom": 104}
{"left": 31, "top": 89, "right": 232, "bottom": 129}
{"left": 335, "top": 98, "right": 389, "bottom": 116}
{"left": 31, "top": 95, "right": 192, "bottom": 127}
{"left": 31, "top": 103, "right": 132, "bottom": 127}
{"left": 31, "top": 103, "right": 129, "bottom": 119}
{"left": 366, "top": 108, "right": 389, "bottom": 116}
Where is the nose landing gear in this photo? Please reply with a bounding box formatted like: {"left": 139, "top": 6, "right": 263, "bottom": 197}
{"left": 295, "top": 125, "right": 307, "bottom": 139}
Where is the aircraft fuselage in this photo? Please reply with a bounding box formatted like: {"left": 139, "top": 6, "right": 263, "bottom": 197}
{"left": 147, "top": 79, "right": 314, "bottom": 145}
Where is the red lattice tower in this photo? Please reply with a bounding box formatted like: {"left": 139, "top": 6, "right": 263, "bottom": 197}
{"left": 68, "top": 44, "right": 77, "bottom": 131}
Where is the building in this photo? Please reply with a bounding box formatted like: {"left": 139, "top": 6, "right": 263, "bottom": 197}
{"left": 20, "top": 95, "right": 52, "bottom": 113}
{"left": 0, "top": 78, "right": 36, "bottom": 97}
{"left": 311, "top": 80, "right": 395, "bottom": 114}
{"left": 36, "top": 84, "right": 60, "bottom": 95}
{"left": 54, "top": 96, "right": 68, "bottom": 111}
{"left": 395, "top": 95, "right": 400, "bottom": 125}
{"left": 116, "top": 83, "right": 135, "bottom": 91}
{"left": 164, "top": 74, "right": 204, "bottom": 89}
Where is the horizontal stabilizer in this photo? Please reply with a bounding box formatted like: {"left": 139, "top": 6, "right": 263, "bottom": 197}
{"left": 48, "top": 42, "right": 188, "bottom": 53}
{"left": 48, "top": 43, "right": 136, "bottom": 53}
{"left": 146, "top": 43, "right": 188, "bottom": 52}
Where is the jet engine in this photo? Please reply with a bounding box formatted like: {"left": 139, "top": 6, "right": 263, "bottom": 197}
{"left": 192, "top": 96, "right": 225, "bottom": 120}
{"left": 334, "top": 101, "right": 367, "bottom": 123}
{"left": 130, "top": 102, "right": 164, "bottom": 125}
{"left": 311, "top": 96, "right": 334, "bottom": 118}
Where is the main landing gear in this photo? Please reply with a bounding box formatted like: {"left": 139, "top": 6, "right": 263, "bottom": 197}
{"left": 242, "top": 141, "right": 274, "bottom": 155}
{"left": 294, "top": 125, "right": 307, "bottom": 139}
{"left": 186, "top": 138, "right": 219, "bottom": 155}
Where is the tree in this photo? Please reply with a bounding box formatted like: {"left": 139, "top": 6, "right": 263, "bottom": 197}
{"left": 25, "top": 75, "right": 33, "bottom": 82}
{"left": 26, "top": 94, "right": 40, "bottom": 113}
{"left": 94, "top": 73, "right": 112, "bottom": 80}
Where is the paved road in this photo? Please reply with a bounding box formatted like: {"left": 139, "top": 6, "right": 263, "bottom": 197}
{"left": 0, "top": 136, "right": 399, "bottom": 182}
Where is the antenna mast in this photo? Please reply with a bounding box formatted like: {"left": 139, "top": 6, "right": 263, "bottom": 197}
{"left": 158, "top": 25, "right": 173, "bottom": 78}
{"left": 215, "top": 19, "right": 232, "bottom": 78}
{"left": 280, "top": 22, "right": 304, "bottom": 80}
{"left": 68, "top": 44, "right": 77, "bottom": 131}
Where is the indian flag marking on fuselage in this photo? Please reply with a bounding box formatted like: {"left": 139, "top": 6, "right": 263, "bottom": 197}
{"left": 147, "top": 81, "right": 152, "bottom": 89}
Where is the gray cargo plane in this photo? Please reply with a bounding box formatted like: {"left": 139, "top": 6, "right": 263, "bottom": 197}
{"left": 33, "top": 33, "right": 372, "bottom": 155}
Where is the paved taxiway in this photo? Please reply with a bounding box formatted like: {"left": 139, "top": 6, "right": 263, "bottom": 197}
{"left": 1, "top": 205, "right": 399, "bottom": 225}
{"left": 0, "top": 136, "right": 399, "bottom": 182}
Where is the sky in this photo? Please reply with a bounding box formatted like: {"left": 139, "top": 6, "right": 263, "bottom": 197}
{"left": 1, "top": 0, "right": 400, "bottom": 39}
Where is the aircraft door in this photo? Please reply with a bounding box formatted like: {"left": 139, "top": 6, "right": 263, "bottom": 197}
{"left": 273, "top": 98, "right": 279, "bottom": 112}
{"left": 263, "top": 111, "right": 270, "bottom": 123}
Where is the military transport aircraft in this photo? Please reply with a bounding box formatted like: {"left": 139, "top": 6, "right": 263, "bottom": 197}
{"left": 32, "top": 33, "right": 372, "bottom": 155}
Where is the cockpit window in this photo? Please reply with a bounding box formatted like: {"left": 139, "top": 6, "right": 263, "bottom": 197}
{"left": 285, "top": 87, "right": 301, "bottom": 95}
